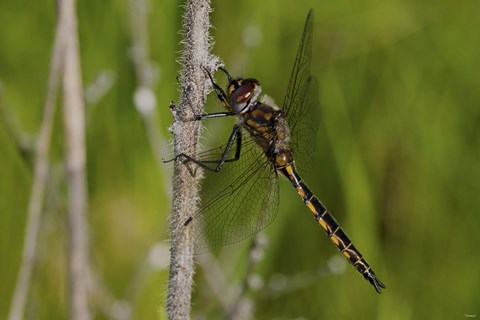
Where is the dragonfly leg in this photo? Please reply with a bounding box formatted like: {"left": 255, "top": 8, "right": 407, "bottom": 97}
{"left": 177, "top": 68, "right": 236, "bottom": 121}
{"left": 202, "top": 66, "right": 231, "bottom": 110}
{"left": 195, "top": 111, "right": 236, "bottom": 121}
{"left": 218, "top": 66, "right": 233, "bottom": 81}
{"left": 176, "top": 80, "right": 233, "bottom": 121}
{"left": 164, "top": 124, "right": 242, "bottom": 173}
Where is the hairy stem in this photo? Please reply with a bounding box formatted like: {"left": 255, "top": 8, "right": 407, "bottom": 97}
{"left": 166, "top": 0, "right": 213, "bottom": 319}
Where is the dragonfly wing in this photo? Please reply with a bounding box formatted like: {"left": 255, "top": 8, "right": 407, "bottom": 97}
{"left": 185, "top": 130, "right": 279, "bottom": 254}
{"left": 282, "top": 9, "right": 313, "bottom": 121}
{"left": 288, "top": 76, "right": 319, "bottom": 174}
{"left": 282, "top": 10, "right": 319, "bottom": 174}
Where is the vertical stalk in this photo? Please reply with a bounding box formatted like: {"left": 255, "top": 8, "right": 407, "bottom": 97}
{"left": 62, "top": 0, "right": 90, "bottom": 319}
{"left": 7, "top": 3, "right": 67, "bottom": 320}
{"left": 166, "top": 0, "right": 213, "bottom": 319}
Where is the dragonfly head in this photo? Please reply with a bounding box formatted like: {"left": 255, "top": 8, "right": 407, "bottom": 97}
{"left": 227, "top": 78, "right": 262, "bottom": 113}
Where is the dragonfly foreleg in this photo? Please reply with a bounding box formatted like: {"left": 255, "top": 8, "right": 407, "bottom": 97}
{"left": 203, "top": 66, "right": 232, "bottom": 111}
{"left": 175, "top": 81, "right": 231, "bottom": 121}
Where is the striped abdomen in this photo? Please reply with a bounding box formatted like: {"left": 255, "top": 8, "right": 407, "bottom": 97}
{"left": 279, "top": 162, "right": 385, "bottom": 293}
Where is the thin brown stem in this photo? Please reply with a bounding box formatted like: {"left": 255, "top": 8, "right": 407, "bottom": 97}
{"left": 61, "top": 0, "right": 90, "bottom": 318}
{"left": 7, "top": 5, "right": 67, "bottom": 320}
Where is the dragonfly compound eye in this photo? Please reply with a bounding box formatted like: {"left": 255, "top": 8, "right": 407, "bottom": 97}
{"left": 230, "top": 79, "right": 260, "bottom": 113}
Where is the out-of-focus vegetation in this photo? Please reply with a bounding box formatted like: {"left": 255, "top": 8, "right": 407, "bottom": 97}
{"left": 1, "top": 0, "right": 479, "bottom": 319}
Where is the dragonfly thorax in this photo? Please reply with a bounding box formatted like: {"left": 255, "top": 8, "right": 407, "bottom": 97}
{"left": 240, "top": 95, "right": 293, "bottom": 170}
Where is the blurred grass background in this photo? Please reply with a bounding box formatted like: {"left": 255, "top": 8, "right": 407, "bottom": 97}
{"left": 1, "top": 0, "right": 479, "bottom": 319}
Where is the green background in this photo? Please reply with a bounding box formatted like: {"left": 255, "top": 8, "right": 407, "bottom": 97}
{"left": 1, "top": 0, "right": 479, "bottom": 319}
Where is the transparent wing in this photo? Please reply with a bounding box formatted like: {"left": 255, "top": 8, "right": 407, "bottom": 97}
{"left": 283, "top": 9, "right": 313, "bottom": 121}
{"left": 184, "top": 128, "right": 279, "bottom": 254}
{"left": 288, "top": 76, "right": 319, "bottom": 175}
{"left": 282, "top": 10, "right": 319, "bottom": 174}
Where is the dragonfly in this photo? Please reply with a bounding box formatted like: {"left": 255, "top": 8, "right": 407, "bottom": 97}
{"left": 172, "top": 9, "right": 385, "bottom": 293}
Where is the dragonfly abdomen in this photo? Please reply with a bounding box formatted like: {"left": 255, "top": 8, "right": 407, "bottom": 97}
{"left": 279, "top": 163, "right": 386, "bottom": 293}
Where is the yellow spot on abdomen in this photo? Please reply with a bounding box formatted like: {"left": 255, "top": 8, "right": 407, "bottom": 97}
{"left": 296, "top": 187, "right": 306, "bottom": 199}
{"left": 330, "top": 235, "right": 340, "bottom": 246}
{"left": 319, "top": 219, "right": 328, "bottom": 231}
{"left": 306, "top": 201, "right": 316, "bottom": 213}
{"left": 285, "top": 165, "right": 294, "bottom": 176}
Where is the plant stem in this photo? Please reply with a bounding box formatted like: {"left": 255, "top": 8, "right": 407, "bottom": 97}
{"left": 62, "top": 0, "right": 90, "bottom": 318}
{"left": 166, "top": 0, "right": 213, "bottom": 319}
{"left": 7, "top": 3, "right": 67, "bottom": 320}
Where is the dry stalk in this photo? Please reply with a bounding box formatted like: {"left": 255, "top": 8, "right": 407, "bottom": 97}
{"left": 7, "top": 3, "right": 67, "bottom": 320}
{"left": 166, "top": 0, "right": 216, "bottom": 319}
{"left": 61, "top": 0, "right": 90, "bottom": 319}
